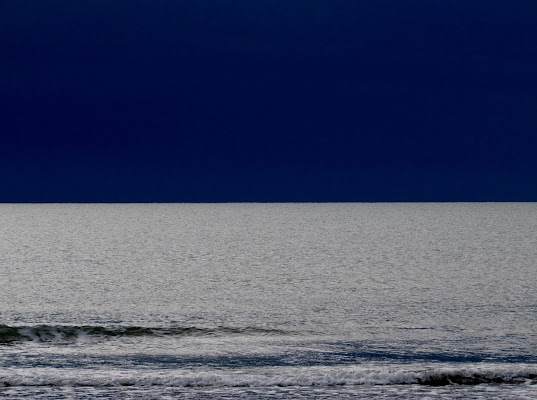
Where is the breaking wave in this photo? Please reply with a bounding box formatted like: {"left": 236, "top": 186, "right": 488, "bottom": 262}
{"left": 0, "top": 324, "right": 288, "bottom": 344}
{"left": 1, "top": 365, "right": 536, "bottom": 387}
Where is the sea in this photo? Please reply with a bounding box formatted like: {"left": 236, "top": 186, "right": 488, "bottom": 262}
{"left": 1, "top": 203, "right": 536, "bottom": 399}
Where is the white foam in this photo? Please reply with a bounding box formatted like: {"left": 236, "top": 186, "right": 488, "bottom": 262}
{"left": 1, "top": 364, "right": 536, "bottom": 387}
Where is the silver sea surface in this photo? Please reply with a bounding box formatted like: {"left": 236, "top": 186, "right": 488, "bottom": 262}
{"left": 1, "top": 203, "right": 536, "bottom": 399}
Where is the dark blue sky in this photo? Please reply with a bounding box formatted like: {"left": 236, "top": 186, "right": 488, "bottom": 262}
{"left": 1, "top": 0, "right": 536, "bottom": 202}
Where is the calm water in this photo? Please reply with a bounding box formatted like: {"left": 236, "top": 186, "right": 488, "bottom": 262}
{"left": 1, "top": 203, "right": 536, "bottom": 399}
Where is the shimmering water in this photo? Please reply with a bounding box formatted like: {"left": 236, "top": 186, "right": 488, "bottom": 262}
{"left": 1, "top": 203, "right": 536, "bottom": 399}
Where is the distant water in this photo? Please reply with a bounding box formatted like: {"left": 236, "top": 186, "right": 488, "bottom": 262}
{"left": 1, "top": 203, "right": 536, "bottom": 399}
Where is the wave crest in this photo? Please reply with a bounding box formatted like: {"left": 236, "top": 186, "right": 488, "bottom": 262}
{"left": 0, "top": 324, "right": 287, "bottom": 344}
{"left": 1, "top": 365, "right": 536, "bottom": 387}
